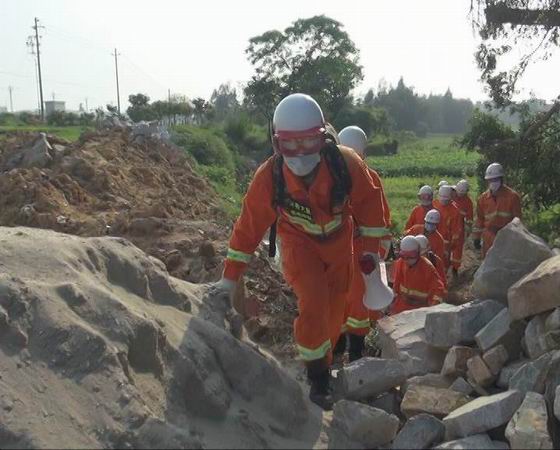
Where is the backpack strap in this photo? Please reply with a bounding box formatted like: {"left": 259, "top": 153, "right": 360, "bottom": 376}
{"left": 321, "top": 140, "right": 352, "bottom": 211}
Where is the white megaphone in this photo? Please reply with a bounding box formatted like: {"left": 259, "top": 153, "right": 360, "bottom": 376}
{"left": 363, "top": 260, "right": 394, "bottom": 311}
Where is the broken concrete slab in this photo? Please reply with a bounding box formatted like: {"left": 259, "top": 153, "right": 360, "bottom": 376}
{"left": 508, "top": 255, "right": 560, "bottom": 321}
{"left": 467, "top": 354, "right": 496, "bottom": 387}
{"left": 509, "top": 352, "right": 553, "bottom": 394}
{"left": 425, "top": 300, "right": 505, "bottom": 348}
{"left": 401, "top": 373, "right": 455, "bottom": 394}
{"left": 441, "top": 346, "right": 478, "bottom": 377}
{"left": 473, "top": 218, "right": 553, "bottom": 302}
{"left": 391, "top": 413, "right": 445, "bottom": 449}
{"left": 443, "top": 390, "right": 524, "bottom": 440}
{"left": 377, "top": 304, "right": 454, "bottom": 377}
{"left": 332, "top": 400, "right": 399, "bottom": 449}
{"left": 474, "top": 308, "right": 526, "bottom": 357}
{"left": 505, "top": 392, "right": 553, "bottom": 449}
{"left": 483, "top": 345, "right": 509, "bottom": 376}
{"left": 497, "top": 360, "right": 529, "bottom": 389}
{"left": 335, "top": 357, "right": 407, "bottom": 401}
{"left": 434, "top": 434, "right": 508, "bottom": 449}
{"left": 450, "top": 377, "right": 475, "bottom": 396}
{"left": 401, "top": 385, "right": 470, "bottom": 419}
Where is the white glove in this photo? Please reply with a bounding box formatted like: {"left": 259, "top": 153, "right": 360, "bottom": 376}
{"left": 215, "top": 277, "right": 237, "bottom": 305}
{"left": 212, "top": 277, "right": 243, "bottom": 339}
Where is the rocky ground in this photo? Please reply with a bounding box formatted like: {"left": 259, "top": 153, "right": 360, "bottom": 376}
{"left": 2, "top": 126, "right": 559, "bottom": 449}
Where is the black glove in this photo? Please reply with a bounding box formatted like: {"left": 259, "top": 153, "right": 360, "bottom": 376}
{"left": 473, "top": 239, "right": 481, "bottom": 250}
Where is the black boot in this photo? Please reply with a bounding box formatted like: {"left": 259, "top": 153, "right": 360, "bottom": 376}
{"left": 348, "top": 334, "right": 365, "bottom": 362}
{"left": 306, "top": 359, "right": 333, "bottom": 411}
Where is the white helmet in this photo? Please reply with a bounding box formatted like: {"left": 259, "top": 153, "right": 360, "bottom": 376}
{"left": 425, "top": 209, "right": 441, "bottom": 224}
{"left": 456, "top": 179, "right": 469, "bottom": 194}
{"left": 415, "top": 235, "right": 429, "bottom": 255}
{"left": 485, "top": 162, "right": 504, "bottom": 180}
{"left": 400, "top": 235, "right": 420, "bottom": 257}
{"left": 418, "top": 185, "right": 433, "bottom": 197}
{"left": 339, "top": 126, "right": 367, "bottom": 156}
{"left": 438, "top": 185, "right": 453, "bottom": 201}
{"left": 438, "top": 180, "right": 449, "bottom": 188}
{"left": 273, "top": 93, "right": 325, "bottom": 132}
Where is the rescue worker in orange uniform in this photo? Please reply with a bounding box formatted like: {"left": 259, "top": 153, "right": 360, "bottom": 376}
{"left": 217, "top": 94, "right": 388, "bottom": 410}
{"left": 433, "top": 185, "right": 464, "bottom": 275}
{"left": 405, "top": 209, "right": 446, "bottom": 265}
{"left": 473, "top": 163, "right": 522, "bottom": 257}
{"left": 405, "top": 185, "right": 435, "bottom": 230}
{"left": 390, "top": 236, "right": 445, "bottom": 315}
{"left": 416, "top": 235, "right": 447, "bottom": 290}
{"left": 335, "top": 125, "right": 390, "bottom": 362}
{"left": 454, "top": 179, "right": 474, "bottom": 236}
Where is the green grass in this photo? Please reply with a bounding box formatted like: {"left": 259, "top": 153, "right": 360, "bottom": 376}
{"left": 367, "top": 134, "right": 479, "bottom": 178}
{"left": 0, "top": 125, "right": 89, "bottom": 142}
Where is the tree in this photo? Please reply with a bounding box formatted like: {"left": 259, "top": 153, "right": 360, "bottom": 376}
{"left": 471, "top": 0, "right": 560, "bottom": 105}
{"left": 244, "top": 15, "right": 363, "bottom": 120}
{"left": 192, "top": 97, "right": 212, "bottom": 124}
{"left": 210, "top": 83, "right": 239, "bottom": 121}
{"left": 126, "top": 93, "right": 155, "bottom": 122}
{"left": 373, "top": 78, "right": 424, "bottom": 131}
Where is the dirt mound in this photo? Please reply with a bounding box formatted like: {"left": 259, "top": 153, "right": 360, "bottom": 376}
{"left": 0, "top": 227, "right": 325, "bottom": 449}
{"left": 0, "top": 130, "right": 299, "bottom": 359}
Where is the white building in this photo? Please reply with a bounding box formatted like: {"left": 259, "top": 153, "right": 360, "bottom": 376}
{"left": 45, "top": 100, "right": 65, "bottom": 116}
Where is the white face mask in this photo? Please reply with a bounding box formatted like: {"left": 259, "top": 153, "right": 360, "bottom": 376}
{"left": 489, "top": 180, "right": 502, "bottom": 193}
{"left": 420, "top": 199, "right": 432, "bottom": 207}
{"left": 425, "top": 222, "right": 437, "bottom": 233}
{"left": 284, "top": 153, "right": 321, "bottom": 176}
{"left": 439, "top": 196, "right": 451, "bottom": 206}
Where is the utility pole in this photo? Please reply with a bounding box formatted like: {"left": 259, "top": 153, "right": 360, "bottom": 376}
{"left": 8, "top": 86, "right": 13, "bottom": 112}
{"left": 32, "top": 18, "right": 45, "bottom": 121}
{"left": 85, "top": 97, "right": 89, "bottom": 112}
{"left": 112, "top": 48, "right": 121, "bottom": 114}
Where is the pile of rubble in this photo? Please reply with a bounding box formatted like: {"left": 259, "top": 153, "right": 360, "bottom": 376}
{"left": 328, "top": 219, "right": 560, "bottom": 449}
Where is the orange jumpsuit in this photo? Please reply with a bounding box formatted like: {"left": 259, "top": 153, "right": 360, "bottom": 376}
{"left": 224, "top": 147, "right": 387, "bottom": 364}
{"left": 390, "top": 256, "right": 445, "bottom": 315}
{"left": 454, "top": 194, "right": 474, "bottom": 232}
{"left": 405, "top": 204, "right": 433, "bottom": 231}
{"left": 473, "top": 185, "right": 522, "bottom": 257}
{"left": 426, "top": 251, "right": 448, "bottom": 290}
{"left": 404, "top": 224, "right": 446, "bottom": 265}
{"left": 343, "top": 167, "right": 390, "bottom": 336}
{"left": 433, "top": 199, "right": 464, "bottom": 270}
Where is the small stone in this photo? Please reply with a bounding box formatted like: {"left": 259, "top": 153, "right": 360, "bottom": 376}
{"left": 434, "top": 434, "right": 504, "bottom": 449}
{"left": 450, "top": 377, "right": 475, "bottom": 396}
{"left": 441, "top": 346, "right": 478, "bottom": 377}
{"left": 391, "top": 413, "right": 445, "bottom": 449}
{"left": 335, "top": 357, "right": 407, "bottom": 401}
{"left": 443, "top": 390, "right": 524, "bottom": 440}
{"left": 332, "top": 400, "right": 399, "bottom": 448}
{"left": 474, "top": 308, "right": 526, "bottom": 358}
{"left": 467, "top": 354, "right": 496, "bottom": 387}
{"left": 509, "top": 352, "right": 552, "bottom": 394}
{"left": 401, "top": 385, "right": 470, "bottom": 419}
{"left": 483, "top": 345, "right": 509, "bottom": 376}
{"left": 199, "top": 241, "right": 216, "bottom": 258}
{"left": 505, "top": 392, "right": 553, "bottom": 449}
{"left": 401, "top": 373, "right": 454, "bottom": 394}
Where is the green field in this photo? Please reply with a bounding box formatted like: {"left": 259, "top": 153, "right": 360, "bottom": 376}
{"left": 366, "top": 134, "right": 480, "bottom": 233}
{"left": 0, "top": 125, "right": 89, "bottom": 142}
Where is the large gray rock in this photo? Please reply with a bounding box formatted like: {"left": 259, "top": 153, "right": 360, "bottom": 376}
{"left": 377, "top": 305, "right": 454, "bottom": 376}
{"left": 442, "top": 346, "right": 478, "bottom": 377}
{"left": 425, "top": 300, "right": 505, "bottom": 348}
{"left": 525, "top": 313, "right": 558, "bottom": 359}
{"left": 509, "top": 255, "right": 560, "bottom": 321}
{"left": 509, "top": 352, "right": 553, "bottom": 394}
{"left": 401, "top": 385, "right": 471, "bottom": 419}
{"left": 498, "top": 360, "right": 529, "bottom": 389}
{"left": 505, "top": 392, "right": 553, "bottom": 449}
{"left": 473, "top": 219, "right": 553, "bottom": 302}
{"left": 6, "top": 132, "right": 54, "bottom": 170}
{"left": 555, "top": 385, "right": 560, "bottom": 421}
{"left": 467, "top": 354, "right": 496, "bottom": 387}
{"left": 546, "top": 308, "right": 560, "bottom": 332}
{"left": 335, "top": 357, "right": 407, "bottom": 401}
{"left": 435, "top": 434, "right": 510, "bottom": 449}
{"left": 475, "top": 308, "right": 526, "bottom": 357}
{"left": 483, "top": 345, "right": 509, "bottom": 376}
{"left": 367, "top": 391, "right": 401, "bottom": 417}
{"left": 392, "top": 413, "right": 445, "bottom": 449}
{"left": 332, "top": 400, "right": 399, "bottom": 449}
{"left": 450, "top": 377, "right": 475, "bottom": 396}
{"left": 443, "top": 390, "right": 524, "bottom": 440}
